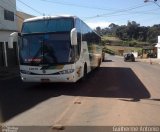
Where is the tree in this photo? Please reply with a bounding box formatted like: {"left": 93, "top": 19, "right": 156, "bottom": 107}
{"left": 127, "top": 21, "right": 140, "bottom": 40}
{"left": 94, "top": 20, "right": 160, "bottom": 45}
{"left": 147, "top": 24, "right": 160, "bottom": 43}
{"left": 95, "top": 27, "right": 102, "bottom": 36}
{"left": 138, "top": 26, "right": 148, "bottom": 41}
{"left": 116, "top": 25, "right": 128, "bottom": 40}
{"left": 108, "top": 23, "right": 119, "bottom": 36}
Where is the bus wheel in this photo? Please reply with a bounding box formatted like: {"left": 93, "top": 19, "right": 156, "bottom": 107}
{"left": 102, "top": 52, "right": 105, "bottom": 62}
{"left": 82, "top": 64, "right": 87, "bottom": 81}
{"left": 98, "top": 58, "right": 101, "bottom": 67}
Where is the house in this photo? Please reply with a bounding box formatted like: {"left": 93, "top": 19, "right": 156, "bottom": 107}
{"left": 155, "top": 36, "right": 160, "bottom": 59}
{"left": 0, "top": 0, "right": 33, "bottom": 67}
{"left": 0, "top": 0, "right": 17, "bottom": 43}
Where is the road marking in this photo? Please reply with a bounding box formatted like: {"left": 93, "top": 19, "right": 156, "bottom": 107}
{"left": 52, "top": 96, "right": 82, "bottom": 127}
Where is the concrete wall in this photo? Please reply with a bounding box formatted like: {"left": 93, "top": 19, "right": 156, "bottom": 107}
{"left": 155, "top": 36, "right": 160, "bottom": 59}
{"left": 0, "top": 1, "right": 33, "bottom": 68}
{"left": 0, "top": 0, "right": 17, "bottom": 32}
{"left": 0, "top": 31, "right": 14, "bottom": 42}
{"left": 0, "top": 0, "right": 18, "bottom": 67}
{"left": 157, "top": 47, "right": 160, "bottom": 59}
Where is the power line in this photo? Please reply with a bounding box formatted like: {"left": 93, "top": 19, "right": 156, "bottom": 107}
{"left": 40, "top": 0, "right": 116, "bottom": 11}
{"left": 38, "top": 0, "right": 159, "bottom": 25}
{"left": 144, "top": 0, "right": 160, "bottom": 7}
{"left": 153, "top": 1, "right": 160, "bottom": 7}
{"left": 40, "top": 0, "right": 157, "bottom": 19}
{"left": 1, "top": 0, "right": 158, "bottom": 27}
{"left": 39, "top": 0, "right": 153, "bottom": 20}
{"left": 17, "top": 0, "right": 43, "bottom": 15}
{"left": 7, "top": 0, "right": 25, "bottom": 13}
{"left": 128, "top": 9, "right": 160, "bottom": 16}
{"left": 93, "top": 8, "right": 160, "bottom": 19}
{"left": 40, "top": 0, "right": 152, "bottom": 14}
{"left": 106, "top": 15, "right": 160, "bottom": 27}
{"left": 16, "top": 0, "right": 159, "bottom": 20}
{"left": 4, "top": 0, "right": 36, "bottom": 22}
{"left": 84, "top": 4, "right": 150, "bottom": 20}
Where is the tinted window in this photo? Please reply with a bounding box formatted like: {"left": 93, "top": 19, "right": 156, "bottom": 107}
{"left": 81, "top": 21, "right": 101, "bottom": 44}
{"left": 20, "top": 35, "right": 43, "bottom": 65}
{"left": 22, "top": 18, "right": 74, "bottom": 33}
{"left": 75, "top": 18, "right": 82, "bottom": 57}
{"left": 20, "top": 33, "right": 75, "bottom": 65}
{"left": 4, "top": 10, "right": 14, "bottom": 21}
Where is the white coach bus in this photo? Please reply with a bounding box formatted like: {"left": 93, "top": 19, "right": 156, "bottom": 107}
{"left": 9, "top": 15, "right": 103, "bottom": 82}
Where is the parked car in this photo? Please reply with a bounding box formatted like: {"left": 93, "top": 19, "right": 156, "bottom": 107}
{"left": 124, "top": 53, "right": 135, "bottom": 62}
{"left": 147, "top": 53, "right": 157, "bottom": 58}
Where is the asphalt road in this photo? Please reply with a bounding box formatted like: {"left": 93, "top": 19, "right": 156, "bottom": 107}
{"left": 0, "top": 55, "right": 160, "bottom": 130}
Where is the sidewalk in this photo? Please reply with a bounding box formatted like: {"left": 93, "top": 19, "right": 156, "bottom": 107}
{"left": 0, "top": 66, "right": 20, "bottom": 80}
{"left": 137, "top": 58, "right": 160, "bottom": 65}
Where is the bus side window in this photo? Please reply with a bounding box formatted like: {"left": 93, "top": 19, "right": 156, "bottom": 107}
{"left": 75, "top": 18, "right": 81, "bottom": 57}
{"left": 77, "top": 32, "right": 81, "bottom": 55}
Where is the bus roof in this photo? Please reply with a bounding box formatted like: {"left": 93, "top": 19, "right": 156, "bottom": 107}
{"left": 24, "top": 15, "right": 77, "bottom": 22}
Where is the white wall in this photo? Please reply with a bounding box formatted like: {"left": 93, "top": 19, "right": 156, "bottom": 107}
{"left": 132, "top": 52, "right": 138, "bottom": 58}
{"left": 157, "top": 47, "right": 160, "bottom": 59}
{"left": 0, "top": 0, "right": 18, "bottom": 32}
{"left": 156, "top": 36, "right": 160, "bottom": 59}
{"left": 0, "top": 0, "right": 18, "bottom": 43}
{"left": 0, "top": 31, "right": 14, "bottom": 42}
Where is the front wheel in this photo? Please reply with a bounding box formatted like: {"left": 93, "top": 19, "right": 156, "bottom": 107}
{"left": 98, "top": 58, "right": 102, "bottom": 67}
{"left": 102, "top": 52, "right": 105, "bottom": 62}
{"left": 82, "top": 64, "right": 87, "bottom": 81}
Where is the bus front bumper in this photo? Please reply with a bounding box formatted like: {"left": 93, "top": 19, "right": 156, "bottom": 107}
{"left": 20, "top": 73, "right": 77, "bottom": 83}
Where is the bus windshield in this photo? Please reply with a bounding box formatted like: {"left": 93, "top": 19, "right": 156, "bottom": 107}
{"left": 20, "top": 33, "right": 75, "bottom": 65}
{"left": 22, "top": 18, "right": 73, "bottom": 33}
{"left": 20, "top": 18, "right": 75, "bottom": 66}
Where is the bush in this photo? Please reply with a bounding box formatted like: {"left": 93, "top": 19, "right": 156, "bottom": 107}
{"left": 129, "top": 41, "right": 137, "bottom": 47}
{"left": 101, "top": 39, "right": 111, "bottom": 45}
{"left": 102, "top": 47, "right": 115, "bottom": 55}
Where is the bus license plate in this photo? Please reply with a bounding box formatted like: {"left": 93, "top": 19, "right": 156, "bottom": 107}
{"left": 41, "top": 79, "right": 50, "bottom": 83}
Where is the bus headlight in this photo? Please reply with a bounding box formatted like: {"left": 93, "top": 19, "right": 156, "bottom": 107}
{"left": 59, "top": 69, "right": 74, "bottom": 74}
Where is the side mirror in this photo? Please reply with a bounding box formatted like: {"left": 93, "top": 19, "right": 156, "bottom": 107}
{"left": 70, "top": 28, "right": 77, "bottom": 45}
{"left": 8, "top": 32, "right": 19, "bottom": 48}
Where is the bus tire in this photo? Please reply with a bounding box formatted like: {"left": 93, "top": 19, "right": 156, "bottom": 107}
{"left": 102, "top": 52, "right": 105, "bottom": 62}
{"left": 82, "top": 63, "right": 87, "bottom": 81}
{"left": 98, "top": 58, "right": 101, "bottom": 67}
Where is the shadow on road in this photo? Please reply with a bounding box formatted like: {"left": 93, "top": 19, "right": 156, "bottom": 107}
{"left": 0, "top": 67, "right": 151, "bottom": 122}
{"left": 102, "top": 60, "right": 113, "bottom": 62}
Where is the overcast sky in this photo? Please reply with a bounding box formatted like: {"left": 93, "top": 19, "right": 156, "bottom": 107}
{"left": 15, "top": 0, "right": 160, "bottom": 29}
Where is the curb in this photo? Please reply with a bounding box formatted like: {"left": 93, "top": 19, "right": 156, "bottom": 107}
{"left": 137, "top": 59, "right": 160, "bottom": 65}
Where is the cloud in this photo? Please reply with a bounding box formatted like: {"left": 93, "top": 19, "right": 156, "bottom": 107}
{"left": 86, "top": 21, "right": 111, "bottom": 29}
